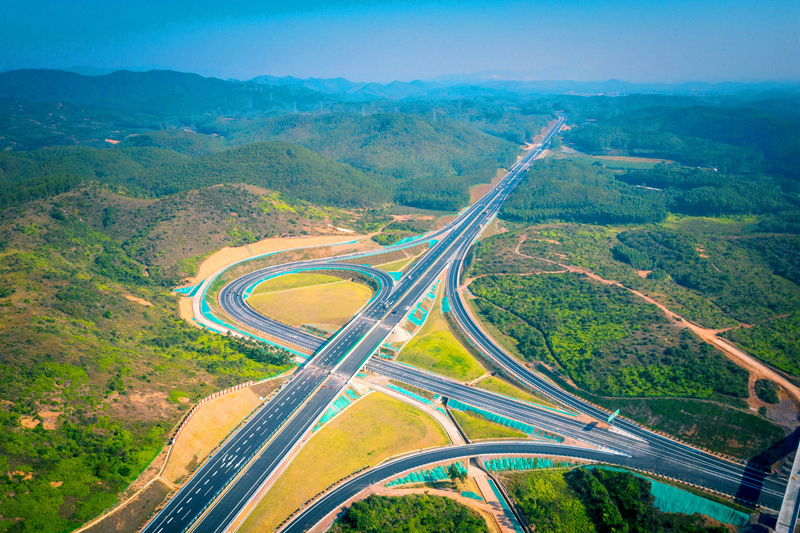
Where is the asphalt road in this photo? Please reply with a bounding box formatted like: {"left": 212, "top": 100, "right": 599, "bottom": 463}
{"left": 282, "top": 441, "right": 624, "bottom": 533}
{"left": 141, "top": 118, "right": 559, "bottom": 533}
{"left": 366, "top": 358, "right": 788, "bottom": 510}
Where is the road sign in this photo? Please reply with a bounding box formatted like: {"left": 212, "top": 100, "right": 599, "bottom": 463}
{"left": 608, "top": 409, "right": 620, "bottom": 424}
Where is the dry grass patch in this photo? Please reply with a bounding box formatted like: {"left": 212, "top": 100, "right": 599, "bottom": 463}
{"left": 376, "top": 257, "right": 414, "bottom": 272}
{"left": 247, "top": 281, "right": 372, "bottom": 329}
{"left": 163, "top": 384, "right": 277, "bottom": 484}
{"left": 238, "top": 392, "right": 450, "bottom": 533}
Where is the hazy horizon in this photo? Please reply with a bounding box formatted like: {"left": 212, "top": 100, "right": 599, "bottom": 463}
{"left": 1, "top": 0, "right": 798, "bottom": 84}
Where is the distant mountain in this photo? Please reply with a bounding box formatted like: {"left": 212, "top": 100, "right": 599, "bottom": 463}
{"left": 251, "top": 72, "right": 800, "bottom": 98}
{"left": 0, "top": 69, "right": 322, "bottom": 115}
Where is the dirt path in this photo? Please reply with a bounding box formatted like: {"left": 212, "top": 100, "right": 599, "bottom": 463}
{"left": 513, "top": 236, "right": 800, "bottom": 403}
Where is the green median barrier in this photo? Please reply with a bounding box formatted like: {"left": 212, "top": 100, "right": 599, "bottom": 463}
{"left": 587, "top": 466, "right": 749, "bottom": 527}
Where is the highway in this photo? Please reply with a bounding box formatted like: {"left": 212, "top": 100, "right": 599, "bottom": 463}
{"left": 141, "top": 117, "right": 560, "bottom": 533}
{"left": 145, "top": 114, "right": 786, "bottom": 533}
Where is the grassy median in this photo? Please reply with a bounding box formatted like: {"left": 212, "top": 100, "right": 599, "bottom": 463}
{"left": 450, "top": 409, "right": 528, "bottom": 440}
{"left": 238, "top": 391, "right": 450, "bottom": 533}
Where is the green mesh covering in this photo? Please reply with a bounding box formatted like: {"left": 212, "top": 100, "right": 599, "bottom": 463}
{"left": 386, "top": 384, "right": 433, "bottom": 405}
{"left": 442, "top": 295, "right": 451, "bottom": 313}
{"left": 386, "top": 462, "right": 467, "bottom": 487}
{"left": 461, "top": 491, "right": 484, "bottom": 502}
{"left": 174, "top": 283, "right": 202, "bottom": 297}
{"left": 588, "top": 467, "right": 749, "bottom": 527}
{"left": 487, "top": 478, "right": 525, "bottom": 533}
{"left": 484, "top": 457, "right": 572, "bottom": 473}
{"left": 313, "top": 387, "right": 361, "bottom": 431}
{"left": 448, "top": 399, "right": 562, "bottom": 442}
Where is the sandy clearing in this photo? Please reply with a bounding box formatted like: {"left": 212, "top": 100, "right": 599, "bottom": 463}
{"left": 124, "top": 294, "right": 153, "bottom": 306}
{"left": 470, "top": 169, "right": 507, "bottom": 205}
{"left": 186, "top": 234, "right": 372, "bottom": 285}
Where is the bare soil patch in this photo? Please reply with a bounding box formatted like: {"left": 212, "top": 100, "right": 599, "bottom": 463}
{"left": 123, "top": 294, "right": 153, "bottom": 306}
{"left": 82, "top": 479, "right": 170, "bottom": 533}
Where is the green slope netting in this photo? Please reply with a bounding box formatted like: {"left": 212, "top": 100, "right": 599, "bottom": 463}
{"left": 487, "top": 478, "right": 525, "bottom": 533}
{"left": 386, "top": 384, "right": 433, "bottom": 405}
{"left": 461, "top": 491, "right": 484, "bottom": 502}
{"left": 313, "top": 388, "right": 361, "bottom": 431}
{"left": 407, "top": 280, "right": 440, "bottom": 326}
{"left": 442, "top": 295, "right": 451, "bottom": 313}
{"left": 588, "top": 467, "right": 749, "bottom": 527}
{"left": 174, "top": 283, "right": 202, "bottom": 297}
{"left": 388, "top": 271, "right": 402, "bottom": 281}
{"left": 448, "top": 399, "right": 562, "bottom": 442}
{"left": 386, "top": 462, "right": 468, "bottom": 487}
{"left": 484, "top": 457, "right": 573, "bottom": 473}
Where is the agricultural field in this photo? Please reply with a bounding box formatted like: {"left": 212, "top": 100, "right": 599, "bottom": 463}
{"left": 238, "top": 392, "right": 449, "bottom": 533}
{"left": 246, "top": 278, "right": 373, "bottom": 329}
{"left": 397, "top": 294, "right": 487, "bottom": 382}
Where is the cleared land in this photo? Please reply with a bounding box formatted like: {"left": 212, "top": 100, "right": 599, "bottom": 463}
{"left": 451, "top": 409, "right": 528, "bottom": 440}
{"left": 475, "top": 376, "right": 559, "bottom": 409}
{"left": 398, "top": 294, "right": 486, "bottom": 382}
{"left": 247, "top": 281, "right": 372, "bottom": 329}
{"left": 250, "top": 272, "right": 341, "bottom": 295}
{"left": 238, "top": 391, "right": 450, "bottom": 533}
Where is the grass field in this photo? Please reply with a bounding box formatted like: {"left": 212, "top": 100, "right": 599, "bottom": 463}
{"left": 250, "top": 272, "right": 342, "bottom": 295}
{"left": 238, "top": 392, "right": 449, "bottom": 533}
{"left": 451, "top": 409, "right": 528, "bottom": 440}
{"left": 376, "top": 257, "right": 414, "bottom": 272}
{"left": 475, "top": 377, "right": 559, "bottom": 409}
{"left": 398, "top": 294, "right": 486, "bottom": 382}
{"left": 247, "top": 281, "right": 372, "bottom": 328}
{"left": 555, "top": 152, "right": 672, "bottom": 170}
{"left": 163, "top": 386, "right": 266, "bottom": 483}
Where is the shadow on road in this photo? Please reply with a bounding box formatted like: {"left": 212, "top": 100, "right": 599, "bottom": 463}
{"left": 735, "top": 427, "right": 800, "bottom": 506}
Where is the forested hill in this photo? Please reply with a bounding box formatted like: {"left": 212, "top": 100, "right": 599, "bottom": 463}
{"left": 0, "top": 142, "right": 389, "bottom": 208}
{"left": 563, "top": 103, "right": 800, "bottom": 180}
{"left": 134, "top": 141, "right": 391, "bottom": 205}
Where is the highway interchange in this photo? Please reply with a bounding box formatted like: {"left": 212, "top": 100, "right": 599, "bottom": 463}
{"left": 143, "top": 116, "right": 788, "bottom": 533}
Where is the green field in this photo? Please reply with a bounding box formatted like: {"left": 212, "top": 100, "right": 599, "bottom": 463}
{"left": 239, "top": 392, "right": 450, "bottom": 533}
{"left": 247, "top": 280, "right": 372, "bottom": 328}
{"left": 475, "top": 376, "right": 559, "bottom": 409}
{"left": 250, "top": 272, "right": 342, "bottom": 295}
{"left": 397, "top": 294, "right": 486, "bottom": 382}
{"left": 451, "top": 409, "right": 528, "bottom": 440}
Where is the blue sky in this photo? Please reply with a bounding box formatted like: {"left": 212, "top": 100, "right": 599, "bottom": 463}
{"left": 1, "top": 0, "right": 797, "bottom": 83}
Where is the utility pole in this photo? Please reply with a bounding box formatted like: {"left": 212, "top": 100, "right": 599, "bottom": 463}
{"left": 433, "top": 109, "right": 437, "bottom": 122}
{"left": 294, "top": 102, "right": 297, "bottom": 113}
{"left": 362, "top": 105, "right": 366, "bottom": 116}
